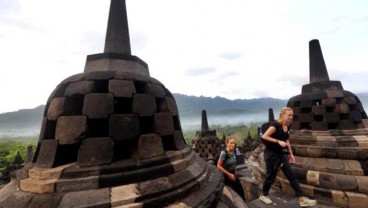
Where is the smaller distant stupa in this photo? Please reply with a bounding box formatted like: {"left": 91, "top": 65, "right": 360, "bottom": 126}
{"left": 192, "top": 110, "right": 222, "bottom": 162}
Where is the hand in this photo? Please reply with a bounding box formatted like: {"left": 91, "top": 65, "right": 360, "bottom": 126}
{"left": 228, "top": 174, "right": 236, "bottom": 181}
{"left": 277, "top": 140, "right": 287, "bottom": 148}
{"left": 289, "top": 154, "right": 295, "bottom": 163}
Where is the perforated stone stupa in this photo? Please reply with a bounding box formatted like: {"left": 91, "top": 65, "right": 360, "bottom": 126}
{"left": 192, "top": 110, "right": 222, "bottom": 162}
{"left": 253, "top": 39, "right": 368, "bottom": 208}
{"left": 0, "top": 1, "right": 244, "bottom": 207}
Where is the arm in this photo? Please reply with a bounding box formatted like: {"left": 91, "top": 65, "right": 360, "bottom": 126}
{"left": 286, "top": 140, "right": 296, "bottom": 163}
{"left": 261, "top": 126, "right": 287, "bottom": 148}
{"left": 217, "top": 157, "right": 236, "bottom": 181}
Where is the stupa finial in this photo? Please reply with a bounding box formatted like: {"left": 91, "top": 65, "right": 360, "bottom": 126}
{"left": 201, "top": 109, "right": 210, "bottom": 131}
{"left": 309, "top": 39, "right": 330, "bottom": 83}
{"left": 104, "top": 0, "right": 131, "bottom": 55}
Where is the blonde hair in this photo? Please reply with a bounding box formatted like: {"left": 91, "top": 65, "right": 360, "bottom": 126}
{"left": 225, "top": 135, "right": 235, "bottom": 144}
{"left": 277, "top": 107, "right": 293, "bottom": 122}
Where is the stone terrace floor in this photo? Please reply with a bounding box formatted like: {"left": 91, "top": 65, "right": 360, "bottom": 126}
{"left": 238, "top": 160, "right": 339, "bottom": 208}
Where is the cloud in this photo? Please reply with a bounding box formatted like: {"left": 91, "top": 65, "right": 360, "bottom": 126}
{"left": 219, "top": 52, "right": 242, "bottom": 60}
{"left": 184, "top": 67, "right": 217, "bottom": 76}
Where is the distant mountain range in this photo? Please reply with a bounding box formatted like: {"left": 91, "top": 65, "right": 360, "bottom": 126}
{"left": 1, "top": 93, "right": 367, "bottom": 137}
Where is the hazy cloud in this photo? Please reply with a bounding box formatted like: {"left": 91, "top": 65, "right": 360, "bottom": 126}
{"left": 219, "top": 52, "right": 242, "bottom": 60}
{"left": 185, "top": 67, "right": 216, "bottom": 76}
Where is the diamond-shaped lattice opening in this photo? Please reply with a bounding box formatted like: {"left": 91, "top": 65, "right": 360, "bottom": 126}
{"left": 88, "top": 119, "right": 109, "bottom": 137}
{"left": 114, "top": 97, "right": 132, "bottom": 113}
{"left": 54, "top": 143, "right": 80, "bottom": 167}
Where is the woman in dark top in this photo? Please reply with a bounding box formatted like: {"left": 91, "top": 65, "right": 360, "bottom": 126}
{"left": 259, "top": 107, "right": 317, "bottom": 207}
{"left": 217, "top": 136, "right": 245, "bottom": 201}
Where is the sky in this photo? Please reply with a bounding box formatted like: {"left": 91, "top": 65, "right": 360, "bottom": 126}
{"left": 1, "top": 0, "right": 368, "bottom": 114}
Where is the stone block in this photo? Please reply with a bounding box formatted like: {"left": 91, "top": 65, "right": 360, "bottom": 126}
{"left": 115, "top": 71, "right": 150, "bottom": 83}
{"left": 349, "top": 111, "right": 362, "bottom": 122}
{"left": 310, "top": 121, "right": 328, "bottom": 130}
{"left": 335, "top": 103, "right": 350, "bottom": 114}
{"left": 307, "top": 170, "right": 320, "bottom": 186}
{"left": 78, "top": 137, "right": 114, "bottom": 166}
{"left": 55, "top": 176, "right": 99, "bottom": 192}
{"left": 312, "top": 105, "right": 326, "bottom": 115}
{"left": 346, "top": 191, "right": 368, "bottom": 208}
{"left": 326, "top": 159, "right": 344, "bottom": 174}
{"left": 331, "top": 190, "right": 347, "bottom": 208}
{"left": 173, "top": 131, "right": 187, "bottom": 150}
{"left": 355, "top": 176, "right": 368, "bottom": 193}
{"left": 239, "top": 177, "right": 261, "bottom": 202}
{"left": 338, "top": 120, "right": 355, "bottom": 130}
{"left": 300, "top": 99, "right": 313, "bottom": 108}
{"left": 58, "top": 188, "right": 111, "bottom": 207}
{"left": 55, "top": 116, "right": 87, "bottom": 144}
{"left": 26, "top": 194, "right": 63, "bottom": 208}
{"left": 60, "top": 73, "right": 84, "bottom": 85}
{"left": 154, "top": 112, "right": 174, "bottom": 136}
{"left": 321, "top": 98, "right": 336, "bottom": 107}
{"left": 29, "top": 163, "right": 73, "bottom": 180}
{"left": 82, "top": 93, "right": 114, "bottom": 119}
{"left": 108, "top": 79, "right": 136, "bottom": 97}
{"left": 326, "top": 90, "right": 344, "bottom": 98}
{"left": 109, "top": 114, "right": 139, "bottom": 140}
{"left": 158, "top": 97, "right": 178, "bottom": 116}
{"left": 132, "top": 134, "right": 164, "bottom": 160}
{"left": 336, "top": 174, "right": 358, "bottom": 191}
{"left": 84, "top": 70, "right": 115, "bottom": 80}
{"left": 143, "top": 83, "right": 165, "bottom": 98}
{"left": 324, "top": 112, "right": 340, "bottom": 123}
{"left": 344, "top": 96, "right": 357, "bottom": 105}
{"left": 139, "top": 177, "right": 173, "bottom": 195}
{"left": 171, "top": 158, "right": 188, "bottom": 172}
{"left": 111, "top": 184, "right": 140, "bottom": 206}
{"left": 344, "top": 160, "right": 364, "bottom": 176}
{"left": 19, "top": 178, "right": 56, "bottom": 194}
{"left": 132, "top": 94, "right": 157, "bottom": 116}
{"left": 35, "top": 140, "right": 58, "bottom": 168}
{"left": 64, "top": 80, "right": 95, "bottom": 96}
{"left": 307, "top": 147, "right": 322, "bottom": 157}
{"left": 299, "top": 113, "right": 314, "bottom": 123}
{"left": 47, "top": 97, "right": 65, "bottom": 120}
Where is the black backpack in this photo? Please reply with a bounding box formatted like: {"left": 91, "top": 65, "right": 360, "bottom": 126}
{"left": 259, "top": 121, "right": 275, "bottom": 144}
{"left": 212, "top": 149, "right": 235, "bottom": 166}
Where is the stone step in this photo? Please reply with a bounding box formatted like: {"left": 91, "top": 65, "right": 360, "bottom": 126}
{"left": 246, "top": 190, "right": 338, "bottom": 208}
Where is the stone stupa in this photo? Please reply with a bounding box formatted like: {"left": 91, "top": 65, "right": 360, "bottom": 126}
{"left": 191, "top": 110, "right": 222, "bottom": 162}
{"left": 253, "top": 39, "right": 368, "bottom": 208}
{"left": 0, "top": 1, "right": 246, "bottom": 207}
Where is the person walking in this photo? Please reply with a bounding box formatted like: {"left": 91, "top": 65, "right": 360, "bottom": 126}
{"left": 259, "top": 107, "right": 317, "bottom": 207}
{"left": 217, "top": 136, "right": 246, "bottom": 201}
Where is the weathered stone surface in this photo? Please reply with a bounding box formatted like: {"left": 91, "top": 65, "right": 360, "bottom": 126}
{"left": 173, "top": 131, "right": 187, "bottom": 150}
{"left": 19, "top": 178, "right": 56, "bottom": 194}
{"left": 132, "top": 94, "right": 156, "bottom": 116}
{"left": 154, "top": 112, "right": 174, "bottom": 136}
{"left": 56, "top": 176, "right": 99, "bottom": 192}
{"left": 307, "top": 170, "right": 320, "bottom": 186}
{"left": 108, "top": 79, "right": 136, "bottom": 97}
{"left": 139, "top": 177, "right": 173, "bottom": 195}
{"left": 331, "top": 190, "right": 347, "bottom": 208}
{"left": 111, "top": 184, "right": 140, "bottom": 206}
{"left": 346, "top": 191, "right": 368, "bottom": 208}
{"left": 58, "top": 188, "right": 111, "bottom": 207}
{"left": 143, "top": 83, "right": 165, "bottom": 98}
{"left": 64, "top": 80, "right": 95, "bottom": 96}
{"left": 78, "top": 137, "right": 114, "bottom": 166}
{"left": 158, "top": 97, "right": 178, "bottom": 115}
{"left": 55, "top": 116, "right": 87, "bottom": 144}
{"left": 27, "top": 193, "right": 63, "bottom": 208}
{"left": 109, "top": 114, "right": 139, "bottom": 140}
{"left": 47, "top": 97, "right": 65, "bottom": 120}
{"left": 132, "top": 134, "right": 164, "bottom": 160}
{"left": 35, "top": 140, "right": 58, "bottom": 168}
{"left": 82, "top": 93, "right": 114, "bottom": 119}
